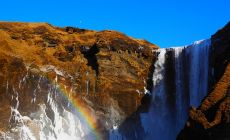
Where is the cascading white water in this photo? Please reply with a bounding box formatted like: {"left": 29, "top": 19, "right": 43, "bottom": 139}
{"left": 141, "top": 39, "right": 211, "bottom": 140}
{"left": 109, "top": 39, "right": 211, "bottom": 140}
{"left": 140, "top": 49, "right": 170, "bottom": 140}
{"left": 186, "top": 40, "right": 211, "bottom": 107}
{"left": 174, "top": 47, "right": 186, "bottom": 130}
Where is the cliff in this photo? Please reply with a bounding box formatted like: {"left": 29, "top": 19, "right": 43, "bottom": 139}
{"left": 0, "top": 22, "right": 158, "bottom": 138}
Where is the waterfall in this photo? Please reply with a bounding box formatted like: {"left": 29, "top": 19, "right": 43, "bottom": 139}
{"left": 110, "top": 39, "right": 211, "bottom": 140}
{"left": 186, "top": 40, "right": 211, "bottom": 107}
{"left": 142, "top": 39, "right": 210, "bottom": 140}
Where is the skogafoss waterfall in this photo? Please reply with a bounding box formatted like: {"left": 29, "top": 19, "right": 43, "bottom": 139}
{"left": 110, "top": 39, "right": 211, "bottom": 140}
{"left": 142, "top": 39, "right": 210, "bottom": 140}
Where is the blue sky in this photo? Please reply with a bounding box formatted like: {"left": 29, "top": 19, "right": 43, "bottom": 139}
{"left": 0, "top": 0, "right": 229, "bottom": 47}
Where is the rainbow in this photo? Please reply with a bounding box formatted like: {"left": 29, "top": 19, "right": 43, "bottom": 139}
{"left": 48, "top": 77, "right": 103, "bottom": 140}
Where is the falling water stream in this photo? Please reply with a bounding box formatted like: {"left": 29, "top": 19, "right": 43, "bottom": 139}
{"left": 141, "top": 39, "right": 210, "bottom": 140}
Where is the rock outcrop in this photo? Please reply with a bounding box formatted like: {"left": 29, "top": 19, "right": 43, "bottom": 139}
{"left": 0, "top": 22, "right": 158, "bottom": 138}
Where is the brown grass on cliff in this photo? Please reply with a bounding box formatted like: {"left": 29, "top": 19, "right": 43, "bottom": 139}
{"left": 0, "top": 21, "right": 159, "bottom": 122}
{"left": 188, "top": 63, "right": 230, "bottom": 129}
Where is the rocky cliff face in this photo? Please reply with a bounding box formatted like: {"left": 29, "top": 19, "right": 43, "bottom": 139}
{"left": 0, "top": 21, "right": 229, "bottom": 140}
{"left": 0, "top": 22, "right": 158, "bottom": 139}
{"left": 177, "top": 22, "right": 230, "bottom": 140}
